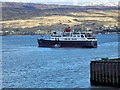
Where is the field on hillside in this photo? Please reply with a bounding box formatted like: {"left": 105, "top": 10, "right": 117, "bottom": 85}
{"left": 1, "top": 2, "right": 119, "bottom": 35}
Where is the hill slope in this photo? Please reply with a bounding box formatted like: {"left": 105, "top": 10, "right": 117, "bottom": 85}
{"left": 1, "top": 2, "right": 119, "bottom": 35}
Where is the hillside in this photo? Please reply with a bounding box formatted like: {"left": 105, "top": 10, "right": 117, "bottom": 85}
{"left": 1, "top": 2, "right": 119, "bottom": 35}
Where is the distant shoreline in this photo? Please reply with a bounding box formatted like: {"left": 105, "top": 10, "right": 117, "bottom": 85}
{"left": 1, "top": 33, "right": 119, "bottom": 36}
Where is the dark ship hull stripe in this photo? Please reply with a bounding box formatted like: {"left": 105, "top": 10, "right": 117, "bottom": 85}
{"left": 38, "top": 39, "right": 97, "bottom": 48}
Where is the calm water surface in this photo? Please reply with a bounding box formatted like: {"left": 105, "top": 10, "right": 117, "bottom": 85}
{"left": 2, "top": 34, "right": 119, "bottom": 88}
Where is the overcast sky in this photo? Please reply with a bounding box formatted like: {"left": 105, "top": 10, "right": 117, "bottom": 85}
{"left": 0, "top": 0, "right": 119, "bottom": 5}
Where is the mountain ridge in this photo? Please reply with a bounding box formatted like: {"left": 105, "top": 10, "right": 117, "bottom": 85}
{"left": 2, "top": 2, "right": 118, "bottom": 21}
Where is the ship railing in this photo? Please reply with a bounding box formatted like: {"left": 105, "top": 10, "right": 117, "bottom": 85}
{"left": 51, "top": 35, "right": 62, "bottom": 37}
{"left": 87, "top": 37, "right": 96, "bottom": 39}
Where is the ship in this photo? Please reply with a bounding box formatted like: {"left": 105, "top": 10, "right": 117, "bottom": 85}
{"left": 37, "top": 27, "right": 97, "bottom": 48}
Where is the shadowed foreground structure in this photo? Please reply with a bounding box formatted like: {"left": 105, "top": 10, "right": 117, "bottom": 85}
{"left": 90, "top": 58, "right": 120, "bottom": 87}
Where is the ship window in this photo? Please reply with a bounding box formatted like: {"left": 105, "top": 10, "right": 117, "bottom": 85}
{"left": 65, "top": 38, "right": 71, "bottom": 40}
{"left": 65, "top": 38, "right": 67, "bottom": 40}
{"left": 55, "top": 38, "right": 59, "bottom": 40}
{"left": 81, "top": 35, "right": 84, "bottom": 38}
{"left": 72, "top": 38, "right": 77, "bottom": 40}
{"left": 88, "top": 34, "right": 92, "bottom": 37}
{"left": 73, "top": 35, "right": 76, "bottom": 37}
{"left": 77, "top": 35, "right": 80, "bottom": 37}
{"left": 68, "top": 38, "right": 70, "bottom": 40}
{"left": 53, "top": 32, "right": 56, "bottom": 34}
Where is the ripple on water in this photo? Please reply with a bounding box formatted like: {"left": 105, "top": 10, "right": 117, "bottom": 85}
{"left": 2, "top": 35, "right": 119, "bottom": 88}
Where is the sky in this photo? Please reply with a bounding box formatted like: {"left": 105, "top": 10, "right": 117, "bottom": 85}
{"left": 0, "top": 0, "right": 119, "bottom": 5}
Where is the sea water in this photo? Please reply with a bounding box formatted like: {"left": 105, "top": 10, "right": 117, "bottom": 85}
{"left": 2, "top": 34, "right": 119, "bottom": 88}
